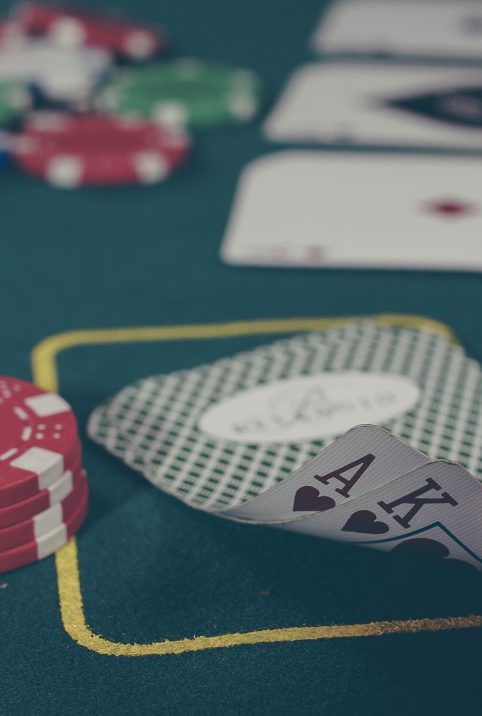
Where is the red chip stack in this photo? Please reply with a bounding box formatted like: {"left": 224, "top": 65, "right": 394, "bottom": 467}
{"left": 13, "top": 112, "right": 191, "bottom": 187}
{"left": 14, "top": 2, "right": 166, "bottom": 60}
{"left": 0, "top": 376, "right": 88, "bottom": 572}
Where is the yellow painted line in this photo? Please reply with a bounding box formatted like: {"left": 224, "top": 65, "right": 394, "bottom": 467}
{"left": 30, "top": 314, "right": 477, "bottom": 657}
{"left": 57, "top": 541, "right": 482, "bottom": 656}
{"left": 31, "top": 314, "right": 456, "bottom": 393}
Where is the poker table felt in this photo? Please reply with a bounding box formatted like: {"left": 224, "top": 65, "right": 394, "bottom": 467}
{"left": 2, "top": 0, "right": 482, "bottom": 713}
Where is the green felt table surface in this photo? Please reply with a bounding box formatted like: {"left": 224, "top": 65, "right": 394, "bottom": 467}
{"left": 1, "top": 0, "right": 482, "bottom": 713}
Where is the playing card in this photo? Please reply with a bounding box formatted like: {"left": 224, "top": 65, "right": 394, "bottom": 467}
{"left": 221, "top": 425, "right": 430, "bottom": 523}
{"left": 88, "top": 323, "right": 477, "bottom": 518}
{"left": 284, "top": 461, "right": 482, "bottom": 569}
{"left": 220, "top": 151, "right": 482, "bottom": 271}
{"left": 263, "top": 63, "right": 482, "bottom": 149}
{"left": 312, "top": 0, "right": 482, "bottom": 60}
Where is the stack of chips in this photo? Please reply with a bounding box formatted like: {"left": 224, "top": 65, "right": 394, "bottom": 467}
{"left": 0, "top": 2, "right": 262, "bottom": 188}
{"left": 13, "top": 2, "right": 166, "bottom": 60}
{"left": 96, "top": 59, "right": 263, "bottom": 130}
{"left": 13, "top": 112, "right": 191, "bottom": 187}
{"left": 0, "top": 376, "right": 88, "bottom": 573}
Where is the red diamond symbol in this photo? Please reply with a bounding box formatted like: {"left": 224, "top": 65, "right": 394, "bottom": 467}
{"left": 304, "top": 245, "right": 325, "bottom": 264}
{"left": 424, "top": 199, "right": 476, "bottom": 218}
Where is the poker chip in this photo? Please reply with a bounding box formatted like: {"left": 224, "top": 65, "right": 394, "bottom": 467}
{"left": 0, "top": 19, "right": 23, "bottom": 43}
{"left": 96, "top": 59, "right": 262, "bottom": 128}
{"left": 0, "top": 375, "right": 89, "bottom": 571}
{"left": 0, "top": 467, "right": 87, "bottom": 552}
{"left": 0, "top": 376, "right": 80, "bottom": 507}
{"left": 0, "top": 438, "right": 81, "bottom": 509}
{"left": 0, "top": 80, "right": 31, "bottom": 126}
{"left": 0, "top": 20, "right": 10, "bottom": 42}
{"left": 0, "top": 452, "right": 80, "bottom": 529}
{"left": 0, "top": 38, "right": 111, "bottom": 103}
{"left": 0, "top": 472, "right": 88, "bottom": 573}
{"left": 13, "top": 112, "right": 190, "bottom": 187}
{"left": 0, "top": 133, "right": 12, "bottom": 168}
{"left": 15, "top": 3, "right": 166, "bottom": 60}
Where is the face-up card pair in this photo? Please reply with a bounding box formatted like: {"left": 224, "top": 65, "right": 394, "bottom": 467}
{"left": 220, "top": 151, "right": 482, "bottom": 270}
{"left": 283, "top": 459, "right": 482, "bottom": 570}
{"left": 312, "top": 0, "right": 482, "bottom": 61}
{"left": 87, "top": 320, "right": 482, "bottom": 567}
{"left": 263, "top": 64, "right": 482, "bottom": 149}
{"left": 226, "top": 421, "right": 482, "bottom": 570}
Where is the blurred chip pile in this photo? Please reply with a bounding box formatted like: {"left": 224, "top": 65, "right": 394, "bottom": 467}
{"left": 0, "top": 2, "right": 262, "bottom": 187}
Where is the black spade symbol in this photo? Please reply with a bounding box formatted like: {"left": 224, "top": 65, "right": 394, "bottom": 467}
{"left": 384, "top": 86, "right": 482, "bottom": 129}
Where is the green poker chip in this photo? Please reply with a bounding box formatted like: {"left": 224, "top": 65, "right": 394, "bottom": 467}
{"left": 96, "top": 59, "right": 262, "bottom": 128}
{"left": 0, "top": 81, "right": 30, "bottom": 126}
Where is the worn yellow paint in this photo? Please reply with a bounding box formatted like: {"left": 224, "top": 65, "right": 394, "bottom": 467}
{"left": 56, "top": 541, "right": 482, "bottom": 656}
{"left": 31, "top": 314, "right": 478, "bottom": 657}
{"left": 31, "top": 314, "right": 455, "bottom": 393}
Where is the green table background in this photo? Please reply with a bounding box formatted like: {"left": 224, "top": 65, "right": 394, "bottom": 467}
{"left": 2, "top": 0, "right": 482, "bottom": 713}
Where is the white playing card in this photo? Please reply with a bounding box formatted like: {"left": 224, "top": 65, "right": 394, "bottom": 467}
{"left": 221, "top": 425, "right": 430, "bottom": 523}
{"left": 263, "top": 63, "right": 482, "bottom": 149}
{"left": 283, "top": 461, "right": 482, "bottom": 569}
{"left": 312, "top": 0, "right": 482, "bottom": 60}
{"left": 220, "top": 151, "right": 482, "bottom": 271}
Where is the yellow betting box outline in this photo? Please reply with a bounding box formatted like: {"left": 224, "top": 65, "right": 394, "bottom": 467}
{"left": 31, "top": 314, "right": 482, "bottom": 657}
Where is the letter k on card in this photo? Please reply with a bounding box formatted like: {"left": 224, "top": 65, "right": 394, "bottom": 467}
{"left": 287, "top": 461, "right": 482, "bottom": 569}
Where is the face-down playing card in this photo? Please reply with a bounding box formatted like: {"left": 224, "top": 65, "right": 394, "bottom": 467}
{"left": 220, "top": 151, "right": 482, "bottom": 271}
{"left": 263, "top": 63, "right": 482, "bottom": 149}
{"left": 88, "top": 321, "right": 482, "bottom": 566}
{"left": 311, "top": 0, "right": 482, "bottom": 61}
{"left": 88, "top": 321, "right": 481, "bottom": 511}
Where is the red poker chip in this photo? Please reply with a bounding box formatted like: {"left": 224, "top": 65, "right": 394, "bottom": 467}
{"left": 0, "top": 376, "right": 80, "bottom": 507}
{"left": 13, "top": 113, "right": 191, "bottom": 187}
{"left": 0, "top": 474, "right": 88, "bottom": 573}
{"left": 0, "top": 438, "right": 81, "bottom": 508}
{"left": 0, "top": 19, "right": 24, "bottom": 43}
{"left": 14, "top": 3, "right": 166, "bottom": 59}
{"left": 0, "top": 448, "right": 81, "bottom": 529}
{"left": 0, "top": 467, "right": 87, "bottom": 552}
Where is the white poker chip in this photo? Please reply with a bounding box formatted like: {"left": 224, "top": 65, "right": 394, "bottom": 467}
{"left": 0, "top": 38, "right": 112, "bottom": 102}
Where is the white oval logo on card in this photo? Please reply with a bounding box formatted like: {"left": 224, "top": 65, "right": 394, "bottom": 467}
{"left": 199, "top": 372, "right": 420, "bottom": 444}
